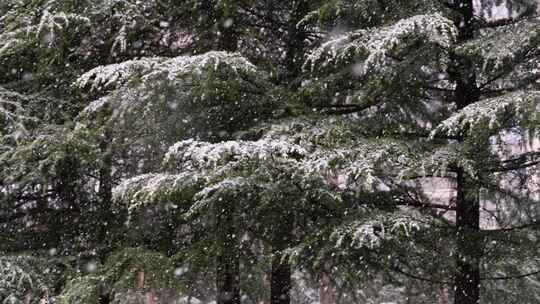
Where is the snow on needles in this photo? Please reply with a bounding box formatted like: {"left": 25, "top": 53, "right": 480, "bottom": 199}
{"left": 432, "top": 91, "right": 540, "bottom": 137}
{"left": 305, "top": 14, "right": 457, "bottom": 74}
{"left": 164, "top": 138, "right": 308, "bottom": 171}
{"left": 75, "top": 51, "right": 258, "bottom": 92}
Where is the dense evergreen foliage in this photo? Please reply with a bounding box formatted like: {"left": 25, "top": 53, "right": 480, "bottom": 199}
{"left": 1, "top": 1, "right": 539, "bottom": 303}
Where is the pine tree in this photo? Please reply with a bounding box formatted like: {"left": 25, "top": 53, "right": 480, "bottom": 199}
{"left": 300, "top": 1, "right": 540, "bottom": 303}
{"left": 2, "top": 0, "right": 540, "bottom": 303}
{"left": 78, "top": 50, "right": 277, "bottom": 303}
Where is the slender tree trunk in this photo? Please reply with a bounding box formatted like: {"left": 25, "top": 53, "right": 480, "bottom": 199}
{"left": 98, "top": 293, "right": 111, "bottom": 304}
{"left": 213, "top": 7, "right": 240, "bottom": 301}
{"left": 450, "top": 2, "right": 482, "bottom": 304}
{"left": 216, "top": 253, "right": 240, "bottom": 304}
{"left": 217, "top": 16, "right": 238, "bottom": 52}
{"left": 282, "top": 0, "right": 310, "bottom": 85}
{"left": 216, "top": 204, "right": 241, "bottom": 304}
{"left": 454, "top": 170, "right": 481, "bottom": 304}
{"left": 270, "top": 216, "right": 293, "bottom": 304}
{"left": 98, "top": 129, "right": 112, "bottom": 208}
{"left": 98, "top": 126, "right": 113, "bottom": 242}
{"left": 214, "top": 1, "right": 238, "bottom": 53}
{"left": 270, "top": 249, "right": 291, "bottom": 304}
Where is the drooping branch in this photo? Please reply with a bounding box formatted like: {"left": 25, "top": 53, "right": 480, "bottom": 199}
{"left": 478, "top": 15, "right": 540, "bottom": 30}
{"left": 389, "top": 265, "right": 451, "bottom": 285}
{"left": 481, "top": 269, "right": 540, "bottom": 281}
{"left": 480, "top": 220, "right": 540, "bottom": 233}
{"left": 487, "top": 151, "right": 540, "bottom": 173}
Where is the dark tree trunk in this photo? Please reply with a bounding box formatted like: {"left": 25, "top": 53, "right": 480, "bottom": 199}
{"left": 216, "top": 252, "right": 240, "bottom": 304}
{"left": 98, "top": 129, "right": 112, "bottom": 208}
{"left": 454, "top": 169, "right": 481, "bottom": 304}
{"left": 213, "top": 6, "right": 241, "bottom": 293}
{"left": 216, "top": 12, "right": 238, "bottom": 52}
{"left": 98, "top": 126, "right": 113, "bottom": 241}
{"left": 98, "top": 293, "right": 111, "bottom": 304}
{"left": 450, "top": 2, "right": 482, "bottom": 304}
{"left": 216, "top": 205, "right": 240, "bottom": 304}
{"left": 282, "top": 0, "right": 310, "bottom": 85}
{"left": 270, "top": 216, "right": 293, "bottom": 304}
{"left": 455, "top": 0, "right": 475, "bottom": 41}
{"left": 211, "top": 5, "right": 241, "bottom": 297}
{"left": 271, "top": 251, "right": 291, "bottom": 304}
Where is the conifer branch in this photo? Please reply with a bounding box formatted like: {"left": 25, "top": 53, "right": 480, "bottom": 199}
{"left": 389, "top": 265, "right": 451, "bottom": 285}
{"left": 481, "top": 269, "right": 540, "bottom": 281}
{"left": 487, "top": 151, "right": 540, "bottom": 173}
{"left": 478, "top": 15, "right": 540, "bottom": 30}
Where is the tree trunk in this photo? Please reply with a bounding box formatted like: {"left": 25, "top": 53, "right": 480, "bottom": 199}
{"left": 98, "top": 126, "right": 113, "bottom": 242}
{"left": 216, "top": 205, "right": 241, "bottom": 304}
{"left": 282, "top": 0, "right": 310, "bottom": 85}
{"left": 270, "top": 216, "right": 293, "bottom": 304}
{"left": 216, "top": 16, "right": 238, "bottom": 52}
{"left": 216, "top": 253, "right": 240, "bottom": 304}
{"left": 271, "top": 252, "right": 291, "bottom": 304}
{"left": 455, "top": 0, "right": 475, "bottom": 41}
{"left": 450, "top": 2, "right": 482, "bottom": 304}
{"left": 454, "top": 169, "right": 481, "bottom": 304}
{"left": 98, "top": 293, "right": 111, "bottom": 304}
{"left": 214, "top": 7, "right": 240, "bottom": 298}
{"left": 214, "top": 2, "right": 238, "bottom": 53}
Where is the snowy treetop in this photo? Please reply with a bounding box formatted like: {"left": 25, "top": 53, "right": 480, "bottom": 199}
{"left": 305, "top": 13, "right": 457, "bottom": 74}
{"left": 432, "top": 90, "right": 540, "bottom": 137}
{"left": 76, "top": 51, "right": 260, "bottom": 94}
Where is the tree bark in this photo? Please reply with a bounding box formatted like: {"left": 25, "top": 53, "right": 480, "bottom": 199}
{"left": 216, "top": 14, "right": 238, "bottom": 52}
{"left": 98, "top": 126, "right": 113, "bottom": 242}
{"left": 216, "top": 204, "right": 241, "bottom": 304}
{"left": 270, "top": 252, "right": 291, "bottom": 304}
{"left": 212, "top": 1, "right": 238, "bottom": 53}
{"left": 213, "top": 7, "right": 241, "bottom": 298}
{"left": 270, "top": 216, "right": 293, "bottom": 304}
{"left": 454, "top": 169, "right": 481, "bottom": 304}
{"left": 216, "top": 253, "right": 240, "bottom": 304}
{"left": 282, "top": 0, "right": 310, "bottom": 85}
{"left": 450, "top": 2, "right": 482, "bottom": 304}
